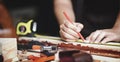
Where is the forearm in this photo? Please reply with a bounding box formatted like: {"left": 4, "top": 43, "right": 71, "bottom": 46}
{"left": 54, "top": 0, "right": 75, "bottom": 25}
{"left": 113, "top": 11, "right": 120, "bottom": 31}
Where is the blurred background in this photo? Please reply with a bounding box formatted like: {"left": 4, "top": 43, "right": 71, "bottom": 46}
{"left": 1, "top": 0, "right": 59, "bottom": 37}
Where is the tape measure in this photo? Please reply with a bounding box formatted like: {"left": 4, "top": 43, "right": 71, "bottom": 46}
{"left": 16, "top": 19, "right": 37, "bottom": 36}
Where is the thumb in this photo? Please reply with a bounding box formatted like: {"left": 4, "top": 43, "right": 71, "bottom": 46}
{"left": 75, "top": 23, "right": 84, "bottom": 32}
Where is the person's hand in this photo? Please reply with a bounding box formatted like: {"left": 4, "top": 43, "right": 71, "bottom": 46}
{"left": 86, "top": 29, "right": 120, "bottom": 43}
{"left": 59, "top": 20, "right": 83, "bottom": 42}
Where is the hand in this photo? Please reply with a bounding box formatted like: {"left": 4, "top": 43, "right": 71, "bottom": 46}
{"left": 86, "top": 29, "right": 120, "bottom": 43}
{"left": 59, "top": 20, "right": 83, "bottom": 42}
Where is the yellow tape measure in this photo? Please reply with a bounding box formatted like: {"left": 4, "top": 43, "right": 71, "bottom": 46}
{"left": 16, "top": 19, "right": 37, "bottom": 35}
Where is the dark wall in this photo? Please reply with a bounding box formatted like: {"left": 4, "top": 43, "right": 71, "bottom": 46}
{"left": 2, "top": 0, "right": 59, "bottom": 36}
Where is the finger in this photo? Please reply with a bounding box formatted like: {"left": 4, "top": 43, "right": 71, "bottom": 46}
{"left": 61, "top": 36, "right": 77, "bottom": 42}
{"left": 60, "top": 29, "right": 77, "bottom": 40}
{"left": 84, "top": 39, "right": 91, "bottom": 43}
{"left": 64, "top": 20, "right": 78, "bottom": 32}
{"left": 101, "top": 37, "right": 112, "bottom": 43}
{"left": 75, "top": 23, "right": 84, "bottom": 32}
{"left": 65, "top": 39, "right": 77, "bottom": 42}
{"left": 85, "top": 37, "right": 90, "bottom": 43}
{"left": 90, "top": 30, "right": 102, "bottom": 43}
{"left": 94, "top": 32, "right": 105, "bottom": 43}
{"left": 60, "top": 31, "right": 77, "bottom": 42}
{"left": 86, "top": 33, "right": 94, "bottom": 42}
{"left": 61, "top": 24, "right": 79, "bottom": 38}
{"left": 101, "top": 36, "right": 115, "bottom": 43}
{"left": 86, "top": 30, "right": 100, "bottom": 43}
{"left": 60, "top": 24, "right": 77, "bottom": 41}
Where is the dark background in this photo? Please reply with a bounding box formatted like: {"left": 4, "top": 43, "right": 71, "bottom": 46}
{"left": 2, "top": 0, "right": 59, "bottom": 36}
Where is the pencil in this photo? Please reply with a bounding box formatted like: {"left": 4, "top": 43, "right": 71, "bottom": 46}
{"left": 63, "top": 11, "right": 85, "bottom": 41}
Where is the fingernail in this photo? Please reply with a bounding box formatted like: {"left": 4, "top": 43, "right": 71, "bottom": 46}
{"left": 84, "top": 40, "right": 90, "bottom": 43}
{"left": 86, "top": 37, "right": 88, "bottom": 40}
